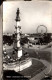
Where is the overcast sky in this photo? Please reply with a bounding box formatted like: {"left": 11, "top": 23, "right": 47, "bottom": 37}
{"left": 3, "top": 1, "right": 52, "bottom": 34}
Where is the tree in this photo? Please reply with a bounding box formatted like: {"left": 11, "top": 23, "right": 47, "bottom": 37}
{"left": 20, "top": 37, "right": 29, "bottom": 45}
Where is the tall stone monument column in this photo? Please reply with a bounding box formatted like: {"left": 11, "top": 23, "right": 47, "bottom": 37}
{"left": 15, "top": 8, "right": 22, "bottom": 59}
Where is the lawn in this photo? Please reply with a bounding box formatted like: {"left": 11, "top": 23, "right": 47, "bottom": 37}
{"left": 19, "top": 59, "right": 46, "bottom": 79}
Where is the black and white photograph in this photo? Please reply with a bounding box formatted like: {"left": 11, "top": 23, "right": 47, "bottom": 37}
{"left": 2, "top": 1, "right": 52, "bottom": 80}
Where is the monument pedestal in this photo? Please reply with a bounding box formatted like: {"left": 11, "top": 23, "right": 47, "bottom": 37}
{"left": 3, "top": 58, "right": 32, "bottom": 72}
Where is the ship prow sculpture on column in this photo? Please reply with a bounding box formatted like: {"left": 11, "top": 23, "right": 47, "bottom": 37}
{"left": 3, "top": 8, "right": 32, "bottom": 72}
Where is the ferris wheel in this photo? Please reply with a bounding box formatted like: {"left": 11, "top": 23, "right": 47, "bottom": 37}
{"left": 37, "top": 25, "right": 47, "bottom": 34}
